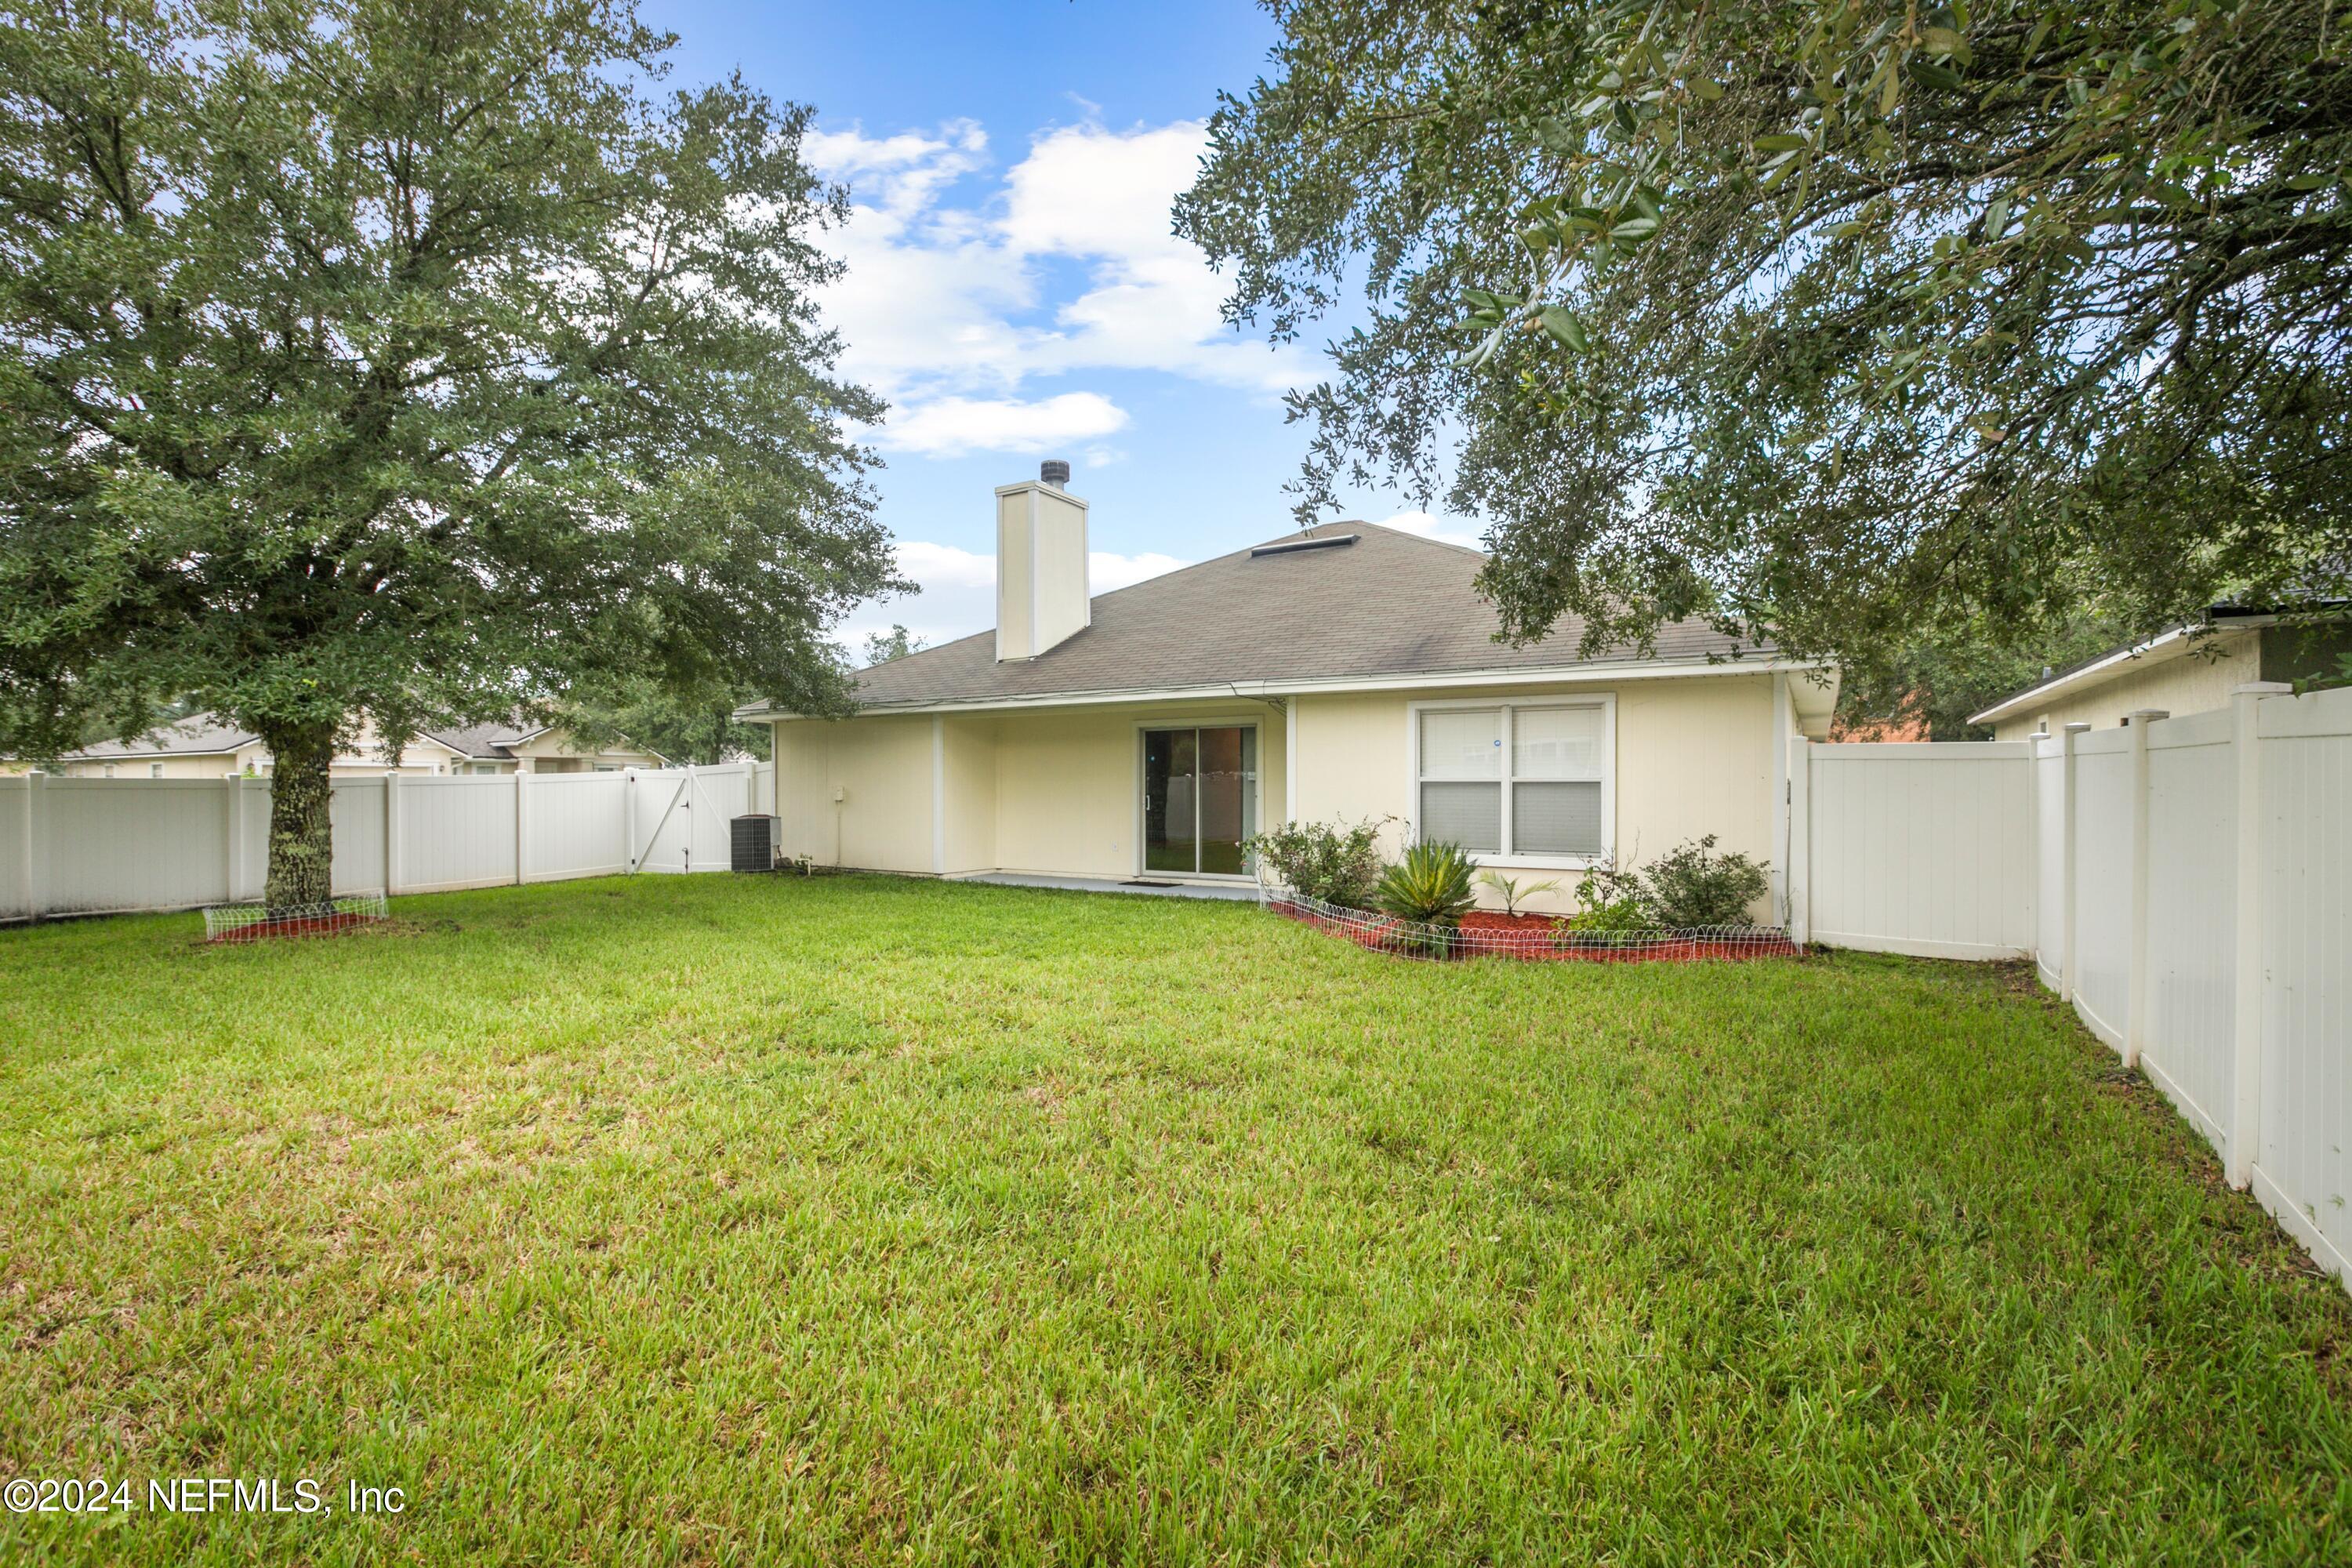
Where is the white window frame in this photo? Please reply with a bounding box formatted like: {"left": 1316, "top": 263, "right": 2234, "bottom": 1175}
{"left": 1405, "top": 695, "right": 1616, "bottom": 869}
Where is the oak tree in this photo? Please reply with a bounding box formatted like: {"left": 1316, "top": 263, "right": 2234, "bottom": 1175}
{"left": 0, "top": 0, "right": 902, "bottom": 904}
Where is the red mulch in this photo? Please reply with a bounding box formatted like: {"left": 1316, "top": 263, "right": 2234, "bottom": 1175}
{"left": 1270, "top": 901, "right": 1801, "bottom": 964}
{"left": 206, "top": 912, "right": 382, "bottom": 945}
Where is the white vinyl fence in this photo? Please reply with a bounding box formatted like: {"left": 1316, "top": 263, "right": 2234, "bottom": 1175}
{"left": 1789, "top": 681, "right": 2352, "bottom": 1287}
{"left": 1, "top": 761, "right": 774, "bottom": 921}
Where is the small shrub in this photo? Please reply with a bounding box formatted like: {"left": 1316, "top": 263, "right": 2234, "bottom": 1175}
{"left": 1246, "top": 818, "right": 1387, "bottom": 909}
{"left": 1565, "top": 860, "right": 1653, "bottom": 944}
{"left": 1642, "top": 834, "right": 1771, "bottom": 927}
{"left": 1373, "top": 840, "right": 1478, "bottom": 938}
{"left": 1475, "top": 869, "right": 1561, "bottom": 917}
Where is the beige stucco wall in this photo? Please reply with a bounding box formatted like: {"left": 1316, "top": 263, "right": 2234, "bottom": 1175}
{"left": 769, "top": 713, "right": 937, "bottom": 874}
{"left": 773, "top": 699, "right": 1290, "bottom": 881}
{"left": 1291, "top": 673, "right": 1778, "bottom": 915}
{"left": 988, "top": 699, "right": 1287, "bottom": 879}
{"left": 1988, "top": 632, "right": 2261, "bottom": 742}
{"left": 770, "top": 673, "right": 1780, "bottom": 917}
{"left": 942, "top": 717, "right": 997, "bottom": 874}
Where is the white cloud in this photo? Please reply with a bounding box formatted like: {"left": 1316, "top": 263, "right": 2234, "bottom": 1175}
{"left": 840, "top": 539, "right": 1189, "bottom": 650}
{"left": 1090, "top": 550, "right": 1189, "bottom": 591}
{"left": 884, "top": 392, "right": 1130, "bottom": 459}
{"left": 805, "top": 115, "right": 1315, "bottom": 456}
{"left": 1374, "top": 510, "right": 1488, "bottom": 553}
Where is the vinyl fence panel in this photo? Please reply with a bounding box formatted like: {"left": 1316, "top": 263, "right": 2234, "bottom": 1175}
{"left": 0, "top": 759, "right": 771, "bottom": 923}
{"left": 2069, "top": 732, "right": 2133, "bottom": 1047}
{"left": 524, "top": 772, "right": 632, "bottom": 883}
{"left": 1801, "top": 741, "right": 2035, "bottom": 960}
{"left": 2252, "top": 685, "right": 2352, "bottom": 1280}
{"left": 330, "top": 777, "right": 388, "bottom": 897}
{"left": 2033, "top": 737, "right": 2066, "bottom": 990}
{"left": 396, "top": 775, "right": 520, "bottom": 893}
{"left": 2140, "top": 712, "right": 2236, "bottom": 1145}
{"left": 40, "top": 779, "right": 232, "bottom": 917}
{"left": 0, "top": 778, "right": 31, "bottom": 921}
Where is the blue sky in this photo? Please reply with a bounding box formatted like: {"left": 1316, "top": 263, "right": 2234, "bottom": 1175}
{"left": 646, "top": 0, "right": 1476, "bottom": 649}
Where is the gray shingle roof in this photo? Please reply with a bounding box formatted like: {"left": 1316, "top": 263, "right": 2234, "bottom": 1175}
{"left": 423, "top": 720, "right": 537, "bottom": 759}
{"left": 60, "top": 715, "right": 260, "bottom": 760}
{"left": 808, "top": 520, "right": 1768, "bottom": 713}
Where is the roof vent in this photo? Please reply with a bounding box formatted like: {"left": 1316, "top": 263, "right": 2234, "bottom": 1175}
{"left": 1039, "top": 459, "right": 1070, "bottom": 488}
{"left": 1250, "top": 533, "right": 1359, "bottom": 558}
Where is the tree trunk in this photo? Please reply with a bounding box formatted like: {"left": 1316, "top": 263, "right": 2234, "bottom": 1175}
{"left": 261, "top": 724, "right": 337, "bottom": 909}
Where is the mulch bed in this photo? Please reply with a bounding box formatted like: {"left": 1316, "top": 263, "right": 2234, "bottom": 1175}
{"left": 1270, "top": 900, "right": 1802, "bottom": 964}
{"left": 205, "top": 912, "right": 383, "bottom": 946}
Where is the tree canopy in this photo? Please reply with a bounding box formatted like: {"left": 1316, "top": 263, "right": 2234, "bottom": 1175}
{"left": 1178, "top": 0, "right": 2352, "bottom": 680}
{"left": 0, "top": 0, "right": 901, "bottom": 900}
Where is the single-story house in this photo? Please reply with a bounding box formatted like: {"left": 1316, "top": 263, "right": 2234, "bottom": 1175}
{"left": 739, "top": 464, "right": 1839, "bottom": 917}
{"left": 40, "top": 713, "right": 667, "bottom": 779}
{"left": 1970, "top": 606, "right": 2351, "bottom": 741}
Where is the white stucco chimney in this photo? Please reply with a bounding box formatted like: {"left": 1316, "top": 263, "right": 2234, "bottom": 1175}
{"left": 994, "top": 460, "right": 1090, "bottom": 662}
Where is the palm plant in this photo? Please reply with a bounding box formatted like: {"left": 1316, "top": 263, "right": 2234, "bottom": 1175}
{"left": 1373, "top": 841, "right": 1477, "bottom": 953}
{"left": 1475, "top": 869, "right": 1560, "bottom": 918}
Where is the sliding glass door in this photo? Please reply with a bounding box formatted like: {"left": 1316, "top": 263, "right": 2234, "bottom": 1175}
{"left": 1142, "top": 725, "right": 1257, "bottom": 876}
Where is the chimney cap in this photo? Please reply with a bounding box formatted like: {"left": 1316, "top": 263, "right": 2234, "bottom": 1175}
{"left": 1039, "top": 459, "right": 1071, "bottom": 488}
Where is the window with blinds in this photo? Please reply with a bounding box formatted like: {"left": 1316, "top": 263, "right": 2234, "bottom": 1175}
{"left": 1413, "top": 700, "right": 1609, "bottom": 861}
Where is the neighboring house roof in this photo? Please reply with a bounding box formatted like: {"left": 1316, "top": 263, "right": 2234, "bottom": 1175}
{"left": 749, "top": 520, "right": 1788, "bottom": 717}
{"left": 59, "top": 716, "right": 261, "bottom": 760}
{"left": 1965, "top": 599, "right": 2350, "bottom": 728}
{"left": 423, "top": 720, "right": 667, "bottom": 765}
{"left": 58, "top": 713, "right": 665, "bottom": 765}
{"left": 423, "top": 720, "right": 544, "bottom": 760}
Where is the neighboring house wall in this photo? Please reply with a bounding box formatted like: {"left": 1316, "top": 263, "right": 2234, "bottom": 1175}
{"left": 1990, "top": 632, "right": 2261, "bottom": 742}
{"left": 505, "top": 734, "right": 665, "bottom": 774}
{"left": 771, "top": 671, "right": 1783, "bottom": 917}
{"left": 66, "top": 754, "right": 217, "bottom": 779}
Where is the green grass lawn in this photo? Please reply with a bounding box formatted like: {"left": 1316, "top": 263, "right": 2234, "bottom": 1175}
{"left": 2, "top": 874, "right": 2347, "bottom": 1566}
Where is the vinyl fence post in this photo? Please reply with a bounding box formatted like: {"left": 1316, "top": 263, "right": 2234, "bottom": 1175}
{"left": 2122, "top": 710, "right": 2168, "bottom": 1069}
{"left": 1785, "top": 735, "right": 1811, "bottom": 947}
{"left": 2227, "top": 681, "right": 2292, "bottom": 1190}
{"left": 2027, "top": 731, "right": 2049, "bottom": 971}
{"left": 514, "top": 768, "right": 529, "bottom": 887}
{"left": 682, "top": 763, "right": 695, "bottom": 874}
{"left": 623, "top": 767, "right": 638, "bottom": 873}
{"left": 383, "top": 771, "right": 403, "bottom": 898}
{"left": 223, "top": 774, "right": 242, "bottom": 905}
{"left": 22, "top": 769, "right": 42, "bottom": 923}
{"left": 2059, "top": 724, "right": 2090, "bottom": 1004}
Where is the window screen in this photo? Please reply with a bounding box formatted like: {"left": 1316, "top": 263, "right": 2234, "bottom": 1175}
{"left": 1512, "top": 706, "right": 1603, "bottom": 778}
{"left": 1513, "top": 781, "right": 1603, "bottom": 855}
{"left": 1421, "top": 782, "right": 1502, "bottom": 853}
{"left": 1420, "top": 707, "right": 1501, "bottom": 778}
